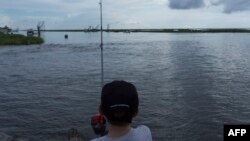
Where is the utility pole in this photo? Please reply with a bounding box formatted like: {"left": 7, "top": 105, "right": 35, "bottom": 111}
{"left": 99, "top": 0, "right": 104, "bottom": 87}
{"left": 37, "top": 26, "right": 41, "bottom": 37}
{"left": 107, "top": 24, "right": 110, "bottom": 32}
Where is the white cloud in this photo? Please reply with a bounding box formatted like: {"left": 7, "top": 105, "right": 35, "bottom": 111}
{"left": 0, "top": 14, "right": 13, "bottom": 27}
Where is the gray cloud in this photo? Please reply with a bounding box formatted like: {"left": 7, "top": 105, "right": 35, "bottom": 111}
{"left": 212, "top": 0, "right": 250, "bottom": 13}
{"left": 168, "top": 0, "right": 205, "bottom": 9}
{"left": 168, "top": 0, "right": 250, "bottom": 13}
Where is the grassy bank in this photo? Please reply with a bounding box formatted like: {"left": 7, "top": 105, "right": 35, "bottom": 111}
{"left": 0, "top": 33, "right": 44, "bottom": 45}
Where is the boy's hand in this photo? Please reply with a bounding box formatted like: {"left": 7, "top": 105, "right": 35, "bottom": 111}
{"left": 91, "top": 115, "right": 107, "bottom": 136}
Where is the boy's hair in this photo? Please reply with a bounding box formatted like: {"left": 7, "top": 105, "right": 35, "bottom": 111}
{"left": 100, "top": 80, "right": 139, "bottom": 126}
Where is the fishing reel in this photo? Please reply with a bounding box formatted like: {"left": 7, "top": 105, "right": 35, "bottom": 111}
{"left": 91, "top": 115, "right": 108, "bottom": 136}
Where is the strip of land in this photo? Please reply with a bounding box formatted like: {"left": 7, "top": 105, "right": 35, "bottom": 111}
{"left": 0, "top": 33, "right": 44, "bottom": 45}
{"left": 39, "top": 28, "right": 250, "bottom": 33}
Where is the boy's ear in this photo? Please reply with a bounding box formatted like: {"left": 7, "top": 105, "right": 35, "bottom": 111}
{"left": 99, "top": 105, "right": 104, "bottom": 115}
{"left": 133, "top": 109, "right": 138, "bottom": 117}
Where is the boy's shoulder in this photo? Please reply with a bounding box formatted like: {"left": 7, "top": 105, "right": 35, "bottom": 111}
{"left": 91, "top": 136, "right": 106, "bottom": 141}
{"left": 91, "top": 125, "right": 152, "bottom": 141}
{"left": 134, "top": 125, "right": 151, "bottom": 133}
{"left": 133, "top": 125, "right": 152, "bottom": 139}
{"left": 135, "top": 125, "right": 150, "bottom": 130}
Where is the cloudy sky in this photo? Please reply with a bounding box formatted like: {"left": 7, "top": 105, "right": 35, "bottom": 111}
{"left": 0, "top": 0, "right": 250, "bottom": 29}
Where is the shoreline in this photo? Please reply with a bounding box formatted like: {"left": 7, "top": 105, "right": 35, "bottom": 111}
{"left": 30, "top": 28, "right": 250, "bottom": 33}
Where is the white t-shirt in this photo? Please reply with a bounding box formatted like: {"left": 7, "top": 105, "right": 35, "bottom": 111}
{"left": 91, "top": 125, "right": 152, "bottom": 141}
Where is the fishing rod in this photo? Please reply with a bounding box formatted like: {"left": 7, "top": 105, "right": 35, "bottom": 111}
{"left": 68, "top": 1, "right": 106, "bottom": 140}
{"left": 100, "top": 0, "right": 104, "bottom": 87}
{"left": 91, "top": 0, "right": 107, "bottom": 137}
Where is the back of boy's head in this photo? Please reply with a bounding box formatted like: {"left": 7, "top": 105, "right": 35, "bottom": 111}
{"left": 100, "top": 80, "right": 139, "bottom": 126}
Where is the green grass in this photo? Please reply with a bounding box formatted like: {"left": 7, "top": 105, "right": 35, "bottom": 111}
{"left": 0, "top": 33, "right": 44, "bottom": 45}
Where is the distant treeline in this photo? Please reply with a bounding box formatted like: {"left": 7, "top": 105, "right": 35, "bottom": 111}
{"left": 0, "top": 33, "right": 44, "bottom": 45}
{"left": 40, "top": 28, "right": 250, "bottom": 33}
{"left": 110, "top": 28, "right": 250, "bottom": 33}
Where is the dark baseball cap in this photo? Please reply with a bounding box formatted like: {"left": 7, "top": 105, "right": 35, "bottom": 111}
{"left": 100, "top": 80, "right": 139, "bottom": 124}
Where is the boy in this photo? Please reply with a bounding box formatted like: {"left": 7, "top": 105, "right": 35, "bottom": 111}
{"left": 91, "top": 80, "right": 152, "bottom": 141}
